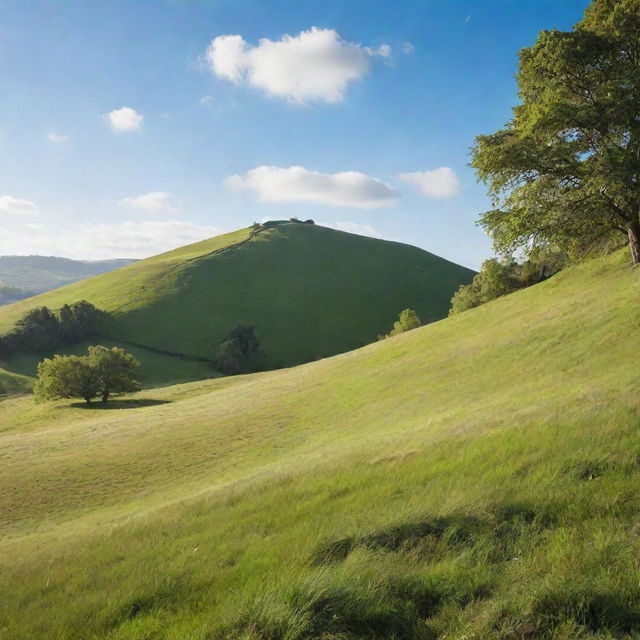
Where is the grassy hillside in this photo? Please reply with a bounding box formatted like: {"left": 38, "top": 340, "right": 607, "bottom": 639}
{"left": 0, "top": 250, "right": 638, "bottom": 639}
{"left": 0, "top": 223, "right": 474, "bottom": 384}
{"left": 0, "top": 255, "right": 136, "bottom": 301}
{"left": 0, "top": 367, "right": 32, "bottom": 395}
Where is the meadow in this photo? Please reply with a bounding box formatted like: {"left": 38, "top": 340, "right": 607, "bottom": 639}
{"left": 0, "top": 249, "right": 638, "bottom": 639}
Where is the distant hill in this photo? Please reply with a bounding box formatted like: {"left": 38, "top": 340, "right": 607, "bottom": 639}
{"left": 0, "top": 255, "right": 136, "bottom": 304}
{"left": 0, "top": 222, "right": 474, "bottom": 384}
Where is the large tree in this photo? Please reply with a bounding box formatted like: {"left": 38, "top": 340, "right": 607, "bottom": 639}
{"left": 34, "top": 346, "right": 140, "bottom": 404}
{"left": 472, "top": 0, "right": 640, "bottom": 263}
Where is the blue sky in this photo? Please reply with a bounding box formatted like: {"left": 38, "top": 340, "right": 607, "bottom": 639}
{"left": 0, "top": 0, "right": 590, "bottom": 268}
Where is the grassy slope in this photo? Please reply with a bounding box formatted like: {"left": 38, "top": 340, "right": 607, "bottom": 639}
{"left": 0, "top": 367, "right": 32, "bottom": 394}
{"left": 0, "top": 224, "right": 474, "bottom": 383}
{"left": 0, "top": 250, "right": 638, "bottom": 639}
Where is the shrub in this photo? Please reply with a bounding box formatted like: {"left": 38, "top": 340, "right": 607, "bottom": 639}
{"left": 34, "top": 346, "right": 140, "bottom": 404}
{"left": 379, "top": 309, "right": 421, "bottom": 340}
{"left": 449, "top": 250, "right": 566, "bottom": 315}
{"left": 216, "top": 325, "right": 262, "bottom": 375}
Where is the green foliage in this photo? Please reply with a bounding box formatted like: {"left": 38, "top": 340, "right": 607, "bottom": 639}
{"left": 217, "top": 325, "right": 261, "bottom": 375}
{"left": 471, "top": 0, "right": 640, "bottom": 263}
{"left": 380, "top": 308, "right": 421, "bottom": 339}
{"left": 34, "top": 346, "right": 139, "bottom": 403}
{"left": 34, "top": 354, "right": 100, "bottom": 404}
{"left": 449, "top": 249, "right": 566, "bottom": 314}
{"left": 1, "top": 301, "right": 100, "bottom": 356}
{"left": 88, "top": 345, "right": 141, "bottom": 402}
{"left": 14, "top": 306, "right": 60, "bottom": 352}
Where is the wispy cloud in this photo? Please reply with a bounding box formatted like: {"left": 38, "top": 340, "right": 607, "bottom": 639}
{"left": 0, "top": 195, "right": 40, "bottom": 217}
{"left": 397, "top": 167, "right": 461, "bottom": 199}
{"left": 0, "top": 220, "right": 223, "bottom": 260}
{"left": 227, "top": 165, "right": 399, "bottom": 209}
{"left": 46, "top": 131, "right": 69, "bottom": 143}
{"left": 119, "top": 191, "right": 177, "bottom": 215}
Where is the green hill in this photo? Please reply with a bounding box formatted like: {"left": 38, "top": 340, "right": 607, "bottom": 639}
{"left": 0, "top": 223, "right": 474, "bottom": 385}
{"left": 0, "top": 249, "right": 637, "bottom": 639}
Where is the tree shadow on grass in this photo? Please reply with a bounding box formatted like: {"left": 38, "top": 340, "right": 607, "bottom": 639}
{"left": 67, "top": 399, "right": 172, "bottom": 410}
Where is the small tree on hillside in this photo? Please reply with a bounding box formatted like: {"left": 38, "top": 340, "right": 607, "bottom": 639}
{"left": 13, "top": 306, "right": 60, "bottom": 352}
{"left": 34, "top": 346, "right": 140, "bottom": 404}
{"left": 380, "top": 309, "right": 422, "bottom": 340}
{"left": 216, "top": 325, "right": 261, "bottom": 375}
{"left": 88, "top": 346, "right": 140, "bottom": 402}
{"left": 34, "top": 354, "right": 101, "bottom": 403}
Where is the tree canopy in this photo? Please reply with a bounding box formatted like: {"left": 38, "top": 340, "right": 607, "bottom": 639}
{"left": 471, "top": 0, "right": 640, "bottom": 263}
{"left": 34, "top": 346, "right": 140, "bottom": 404}
{"left": 379, "top": 309, "right": 422, "bottom": 340}
{"left": 216, "top": 325, "right": 262, "bottom": 375}
{"left": 0, "top": 301, "right": 100, "bottom": 357}
{"left": 449, "top": 249, "right": 566, "bottom": 315}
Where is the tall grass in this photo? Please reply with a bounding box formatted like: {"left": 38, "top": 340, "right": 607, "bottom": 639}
{"left": 0, "top": 249, "right": 638, "bottom": 639}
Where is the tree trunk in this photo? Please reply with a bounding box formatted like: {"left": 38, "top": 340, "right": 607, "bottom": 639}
{"left": 101, "top": 392, "right": 109, "bottom": 403}
{"left": 628, "top": 217, "right": 640, "bottom": 264}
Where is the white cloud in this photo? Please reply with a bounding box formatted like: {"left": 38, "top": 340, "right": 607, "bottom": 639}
{"left": 200, "top": 95, "right": 215, "bottom": 106}
{"left": 321, "top": 220, "right": 384, "bottom": 239}
{"left": 402, "top": 42, "right": 415, "bottom": 54}
{"left": 119, "top": 191, "right": 177, "bottom": 215}
{"left": 0, "top": 195, "right": 39, "bottom": 217}
{"left": 204, "top": 27, "right": 389, "bottom": 104}
{"left": 365, "top": 43, "right": 392, "bottom": 58}
{"left": 0, "top": 220, "right": 223, "bottom": 260}
{"left": 397, "top": 167, "right": 461, "bottom": 199}
{"left": 226, "top": 165, "right": 398, "bottom": 209}
{"left": 46, "top": 132, "right": 69, "bottom": 143}
{"left": 106, "top": 106, "right": 143, "bottom": 132}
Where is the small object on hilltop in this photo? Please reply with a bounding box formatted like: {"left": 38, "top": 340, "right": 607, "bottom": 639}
{"left": 378, "top": 308, "right": 421, "bottom": 340}
{"left": 34, "top": 345, "right": 140, "bottom": 404}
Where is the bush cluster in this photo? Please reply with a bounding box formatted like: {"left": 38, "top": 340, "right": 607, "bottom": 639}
{"left": 0, "top": 301, "right": 99, "bottom": 358}
{"left": 449, "top": 250, "right": 566, "bottom": 315}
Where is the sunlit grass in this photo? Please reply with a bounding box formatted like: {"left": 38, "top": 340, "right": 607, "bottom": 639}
{"left": 0, "top": 249, "right": 638, "bottom": 639}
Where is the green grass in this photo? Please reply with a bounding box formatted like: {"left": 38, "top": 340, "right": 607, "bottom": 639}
{"left": 0, "top": 249, "right": 638, "bottom": 639}
{"left": 0, "top": 224, "right": 474, "bottom": 384}
{"left": 0, "top": 366, "right": 32, "bottom": 395}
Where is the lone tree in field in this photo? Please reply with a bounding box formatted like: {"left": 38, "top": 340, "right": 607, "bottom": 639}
{"left": 34, "top": 346, "right": 140, "bottom": 404}
{"left": 34, "top": 354, "right": 101, "bottom": 404}
{"left": 471, "top": 0, "right": 640, "bottom": 263}
{"left": 88, "top": 346, "right": 140, "bottom": 402}
{"left": 380, "top": 308, "right": 422, "bottom": 339}
{"left": 216, "top": 325, "right": 261, "bottom": 375}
